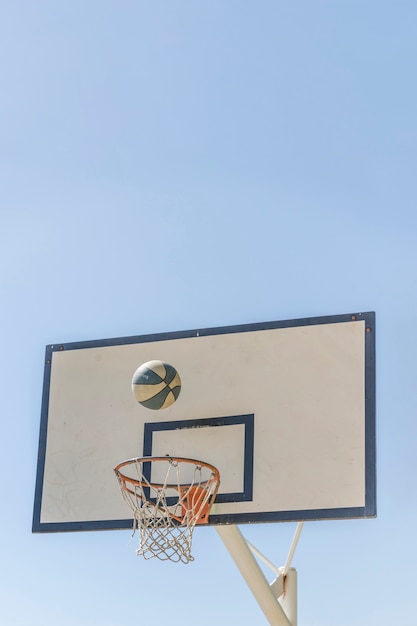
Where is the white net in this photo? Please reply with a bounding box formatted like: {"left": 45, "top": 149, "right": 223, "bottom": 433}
{"left": 114, "top": 457, "right": 220, "bottom": 564}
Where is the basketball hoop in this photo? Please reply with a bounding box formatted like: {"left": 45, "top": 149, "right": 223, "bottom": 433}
{"left": 114, "top": 456, "right": 220, "bottom": 563}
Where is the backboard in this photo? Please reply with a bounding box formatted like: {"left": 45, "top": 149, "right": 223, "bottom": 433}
{"left": 33, "top": 312, "right": 376, "bottom": 532}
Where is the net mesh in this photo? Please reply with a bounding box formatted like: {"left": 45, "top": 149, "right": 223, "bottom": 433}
{"left": 114, "top": 457, "right": 220, "bottom": 564}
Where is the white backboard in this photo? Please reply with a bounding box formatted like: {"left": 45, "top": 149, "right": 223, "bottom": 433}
{"left": 33, "top": 312, "right": 376, "bottom": 532}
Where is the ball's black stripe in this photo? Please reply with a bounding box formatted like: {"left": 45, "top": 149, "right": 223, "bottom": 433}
{"left": 163, "top": 364, "right": 178, "bottom": 385}
{"left": 139, "top": 386, "right": 173, "bottom": 410}
{"left": 132, "top": 367, "right": 163, "bottom": 386}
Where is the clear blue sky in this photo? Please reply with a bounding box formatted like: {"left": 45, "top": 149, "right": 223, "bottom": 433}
{"left": 1, "top": 2, "right": 417, "bottom": 624}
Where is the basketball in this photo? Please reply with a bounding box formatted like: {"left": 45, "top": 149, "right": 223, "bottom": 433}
{"left": 131, "top": 360, "right": 181, "bottom": 410}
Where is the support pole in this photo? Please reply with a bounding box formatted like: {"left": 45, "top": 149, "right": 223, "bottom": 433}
{"left": 216, "top": 525, "right": 291, "bottom": 626}
{"left": 279, "top": 568, "right": 297, "bottom": 626}
{"left": 283, "top": 522, "right": 304, "bottom": 576}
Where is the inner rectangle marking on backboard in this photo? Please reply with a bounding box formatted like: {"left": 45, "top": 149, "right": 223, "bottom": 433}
{"left": 143, "top": 414, "right": 254, "bottom": 503}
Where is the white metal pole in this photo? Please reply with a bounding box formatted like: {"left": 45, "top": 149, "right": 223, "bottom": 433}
{"left": 246, "top": 540, "right": 281, "bottom": 576}
{"left": 279, "top": 568, "right": 297, "bottom": 626}
{"left": 282, "top": 522, "right": 304, "bottom": 576}
{"left": 216, "top": 525, "right": 291, "bottom": 626}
